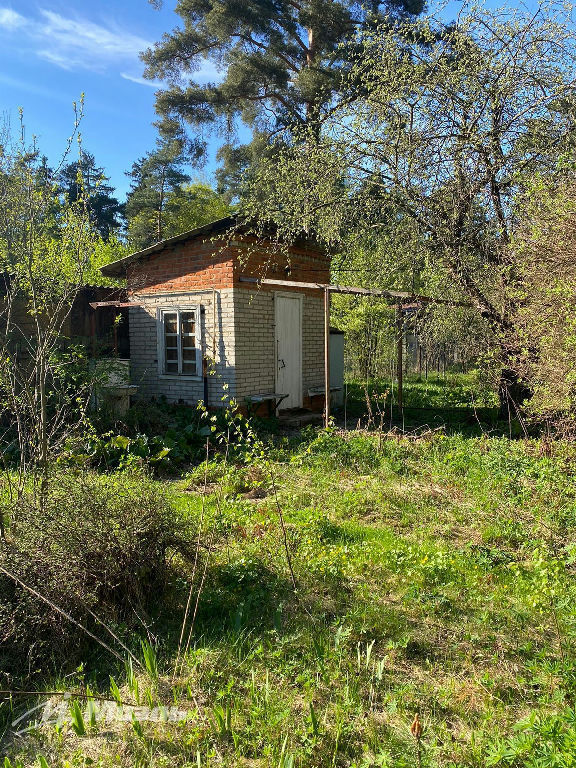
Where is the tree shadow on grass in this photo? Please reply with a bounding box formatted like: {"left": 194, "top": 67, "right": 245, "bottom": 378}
{"left": 192, "top": 558, "right": 291, "bottom": 635}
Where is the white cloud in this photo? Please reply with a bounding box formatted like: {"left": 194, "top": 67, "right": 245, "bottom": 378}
{"left": 0, "top": 7, "right": 223, "bottom": 86}
{"left": 121, "top": 72, "right": 161, "bottom": 88}
{"left": 37, "top": 10, "right": 151, "bottom": 69}
{"left": 0, "top": 7, "right": 152, "bottom": 72}
{"left": 0, "top": 8, "right": 27, "bottom": 29}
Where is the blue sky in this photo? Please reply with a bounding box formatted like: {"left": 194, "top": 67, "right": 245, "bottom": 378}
{"left": 0, "top": 0, "right": 223, "bottom": 199}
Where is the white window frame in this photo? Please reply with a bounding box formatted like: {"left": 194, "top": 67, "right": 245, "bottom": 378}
{"left": 157, "top": 306, "right": 202, "bottom": 379}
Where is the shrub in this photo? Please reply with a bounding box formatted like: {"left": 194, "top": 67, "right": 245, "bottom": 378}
{"left": 486, "top": 707, "right": 576, "bottom": 766}
{"left": 514, "top": 180, "right": 576, "bottom": 431}
{"left": 0, "top": 469, "right": 193, "bottom": 680}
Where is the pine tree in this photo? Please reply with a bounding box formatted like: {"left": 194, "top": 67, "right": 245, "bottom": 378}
{"left": 125, "top": 131, "right": 194, "bottom": 249}
{"left": 142, "top": 0, "right": 425, "bottom": 185}
{"left": 58, "top": 152, "right": 124, "bottom": 239}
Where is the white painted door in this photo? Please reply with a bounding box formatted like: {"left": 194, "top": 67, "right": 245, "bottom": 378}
{"left": 275, "top": 294, "right": 302, "bottom": 409}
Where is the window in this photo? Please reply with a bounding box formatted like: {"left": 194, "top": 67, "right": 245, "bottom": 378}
{"left": 158, "top": 308, "right": 201, "bottom": 377}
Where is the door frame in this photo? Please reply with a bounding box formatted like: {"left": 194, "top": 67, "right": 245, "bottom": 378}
{"left": 274, "top": 291, "right": 303, "bottom": 409}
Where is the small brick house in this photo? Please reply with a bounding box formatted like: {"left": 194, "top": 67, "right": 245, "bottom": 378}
{"left": 100, "top": 217, "right": 331, "bottom": 413}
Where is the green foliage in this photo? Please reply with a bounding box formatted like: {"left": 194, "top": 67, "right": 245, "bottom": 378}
{"left": 78, "top": 399, "right": 259, "bottom": 472}
{"left": 211, "top": 703, "right": 233, "bottom": 739}
{"left": 0, "top": 115, "right": 116, "bottom": 483}
{"left": 57, "top": 150, "right": 124, "bottom": 239}
{"left": 125, "top": 128, "right": 205, "bottom": 249}
{"left": 0, "top": 116, "right": 108, "bottom": 302}
{"left": 73, "top": 430, "right": 174, "bottom": 471}
{"left": 241, "top": 3, "right": 576, "bottom": 402}
{"left": 513, "top": 178, "right": 576, "bottom": 428}
{"left": 0, "top": 344, "right": 96, "bottom": 466}
{"left": 141, "top": 639, "right": 159, "bottom": 683}
{"left": 8, "top": 415, "right": 576, "bottom": 766}
{"left": 69, "top": 699, "right": 86, "bottom": 737}
{"left": 126, "top": 173, "right": 231, "bottom": 250}
{"left": 162, "top": 182, "right": 232, "bottom": 237}
{"left": 344, "top": 373, "right": 498, "bottom": 415}
{"left": 486, "top": 708, "right": 576, "bottom": 767}
{"left": 300, "top": 428, "right": 382, "bottom": 471}
{"left": 109, "top": 675, "right": 122, "bottom": 705}
{"left": 83, "top": 236, "right": 128, "bottom": 287}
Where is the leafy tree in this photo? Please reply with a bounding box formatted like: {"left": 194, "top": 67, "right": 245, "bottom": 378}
{"left": 513, "top": 174, "right": 576, "bottom": 429}
{"left": 241, "top": 3, "right": 576, "bottom": 413}
{"left": 163, "top": 181, "right": 232, "bottom": 236}
{"left": 85, "top": 236, "right": 129, "bottom": 287}
{"left": 0, "top": 116, "right": 102, "bottom": 502}
{"left": 142, "top": 0, "right": 425, "bottom": 186}
{"left": 58, "top": 152, "right": 124, "bottom": 239}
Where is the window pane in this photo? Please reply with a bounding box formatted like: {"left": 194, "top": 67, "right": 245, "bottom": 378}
{"left": 164, "top": 313, "right": 177, "bottom": 334}
{"left": 182, "top": 360, "right": 197, "bottom": 375}
{"left": 181, "top": 313, "right": 195, "bottom": 335}
{"left": 161, "top": 309, "right": 199, "bottom": 376}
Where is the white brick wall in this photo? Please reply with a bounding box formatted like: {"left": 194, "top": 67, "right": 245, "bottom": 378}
{"left": 233, "top": 288, "right": 325, "bottom": 403}
{"left": 301, "top": 293, "right": 326, "bottom": 394}
{"left": 128, "top": 286, "right": 325, "bottom": 409}
{"left": 129, "top": 289, "right": 236, "bottom": 407}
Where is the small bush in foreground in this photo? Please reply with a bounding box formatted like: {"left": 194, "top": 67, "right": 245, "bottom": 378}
{"left": 0, "top": 469, "right": 192, "bottom": 680}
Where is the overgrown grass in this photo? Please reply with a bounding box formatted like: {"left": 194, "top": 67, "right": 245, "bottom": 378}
{"left": 4, "top": 425, "right": 576, "bottom": 766}
{"left": 342, "top": 372, "right": 500, "bottom": 434}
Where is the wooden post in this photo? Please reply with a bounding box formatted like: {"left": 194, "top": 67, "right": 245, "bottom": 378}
{"left": 324, "top": 287, "right": 331, "bottom": 429}
{"left": 396, "top": 303, "right": 403, "bottom": 412}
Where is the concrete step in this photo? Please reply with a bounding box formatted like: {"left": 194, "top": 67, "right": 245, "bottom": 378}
{"left": 278, "top": 408, "right": 324, "bottom": 428}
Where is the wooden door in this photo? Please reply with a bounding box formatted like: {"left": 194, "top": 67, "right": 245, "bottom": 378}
{"left": 275, "top": 293, "right": 302, "bottom": 409}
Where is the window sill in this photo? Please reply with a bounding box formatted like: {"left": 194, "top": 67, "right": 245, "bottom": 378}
{"left": 159, "top": 374, "right": 203, "bottom": 381}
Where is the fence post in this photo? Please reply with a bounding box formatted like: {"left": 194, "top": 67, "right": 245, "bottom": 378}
{"left": 324, "top": 287, "right": 331, "bottom": 429}
{"left": 396, "top": 303, "right": 403, "bottom": 412}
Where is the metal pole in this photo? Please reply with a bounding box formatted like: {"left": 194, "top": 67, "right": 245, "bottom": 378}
{"left": 324, "top": 287, "right": 331, "bottom": 429}
{"left": 396, "top": 303, "right": 403, "bottom": 412}
{"left": 91, "top": 310, "right": 96, "bottom": 359}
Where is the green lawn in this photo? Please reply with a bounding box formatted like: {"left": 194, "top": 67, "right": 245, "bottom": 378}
{"left": 5, "top": 422, "right": 576, "bottom": 767}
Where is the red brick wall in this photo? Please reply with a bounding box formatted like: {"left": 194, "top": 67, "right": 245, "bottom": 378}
{"left": 127, "top": 239, "right": 235, "bottom": 294}
{"left": 232, "top": 239, "right": 330, "bottom": 296}
{"left": 126, "top": 235, "right": 330, "bottom": 295}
